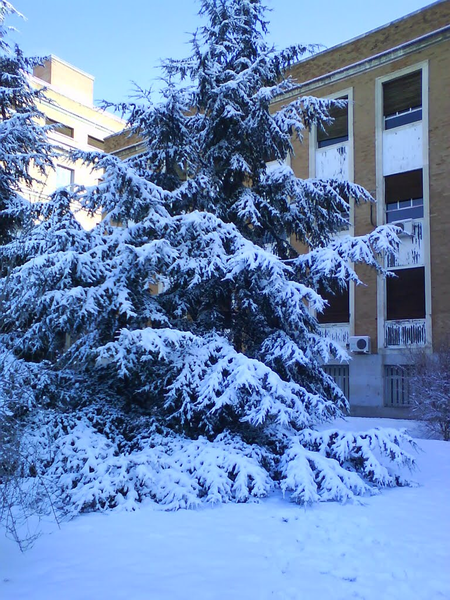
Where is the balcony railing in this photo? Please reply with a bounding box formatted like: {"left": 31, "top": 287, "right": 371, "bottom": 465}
{"left": 385, "top": 319, "right": 426, "bottom": 347}
{"left": 320, "top": 323, "right": 350, "bottom": 347}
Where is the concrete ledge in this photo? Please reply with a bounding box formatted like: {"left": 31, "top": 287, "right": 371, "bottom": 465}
{"left": 350, "top": 404, "right": 414, "bottom": 419}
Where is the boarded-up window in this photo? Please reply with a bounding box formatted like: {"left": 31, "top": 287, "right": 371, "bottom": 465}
{"left": 88, "top": 135, "right": 104, "bottom": 150}
{"left": 317, "top": 284, "right": 349, "bottom": 324}
{"left": 385, "top": 169, "right": 423, "bottom": 222}
{"left": 317, "top": 97, "right": 348, "bottom": 148}
{"left": 383, "top": 71, "right": 422, "bottom": 129}
{"left": 46, "top": 117, "right": 74, "bottom": 138}
{"left": 386, "top": 267, "right": 425, "bottom": 320}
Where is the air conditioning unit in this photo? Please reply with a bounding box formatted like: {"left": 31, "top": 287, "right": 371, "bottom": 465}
{"left": 392, "top": 219, "right": 414, "bottom": 237}
{"left": 349, "top": 336, "right": 371, "bottom": 354}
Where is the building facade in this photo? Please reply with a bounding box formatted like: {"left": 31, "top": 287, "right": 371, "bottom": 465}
{"left": 104, "top": 1, "right": 450, "bottom": 417}
{"left": 28, "top": 56, "right": 124, "bottom": 229}
{"left": 272, "top": 0, "right": 450, "bottom": 416}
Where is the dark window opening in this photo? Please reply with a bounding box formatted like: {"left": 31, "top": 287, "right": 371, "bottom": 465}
{"left": 317, "top": 283, "right": 349, "bottom": 324}
{"left": 88, "top": 135, "right": 105, "bottom": 150}
{"left": 383, "top": 70, "right": 422, "bottom": 130}
{"left": 386, "top": 267, "right": 425, "bottom": 320}
{"left": 317, "top": 97, "right": 349, "bottom": 148}
{"left": 385, "top": 169, "right": 423, "bottom": 223}
{"left": 46, "top": 117, "right": 74, "bottom": 138}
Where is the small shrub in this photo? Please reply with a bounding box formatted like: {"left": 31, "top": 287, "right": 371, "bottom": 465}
{"left": 410, "top": 345, "right": 450, "bottom": 441}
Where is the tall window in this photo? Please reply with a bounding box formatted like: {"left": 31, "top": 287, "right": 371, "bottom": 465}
{"left": 317, "top": 283, "right": 349, "bottom": 324}
{"left": 55, "top": 165, "right": 75, "bottom": 190}
{"left": 383, "top": 70, "right": 422, "bottom": 130}
{"left": 317, "top": 97, "right": 348, "bottom": 148}
{"left": 323, "top": 364, "right": 349, "bottom": 399}
{"left": 385, "top": 169, "right": 423, "bottom": 223}
{"left": 386, "top": 267, "right": 425, "bottom": 321}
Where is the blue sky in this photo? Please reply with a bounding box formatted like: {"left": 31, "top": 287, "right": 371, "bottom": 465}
{"left": 10, "top": 0, "right": 435, "bottom": 106}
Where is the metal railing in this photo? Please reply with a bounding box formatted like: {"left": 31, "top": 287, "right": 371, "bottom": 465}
{"left": 323, "top": 364, "right": 350, "bottom": 400}
{"left": 385, "top": 319, "right": 426, "bottom": 347}
{"left": 385, "top": 365, "right": 412, "bottom": 406}
{"left": 319, "top": 323, "right": 350, "bottom": 347}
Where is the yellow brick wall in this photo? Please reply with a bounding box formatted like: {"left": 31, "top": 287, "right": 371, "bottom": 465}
{"left": 288, "top": 1, "right": 450, "bottom": 86}
{"left": 273, "top": 24, "right": 450, "bottom": 352}
{"left": 28, "top": 58, "right": 125, "bottom": 229}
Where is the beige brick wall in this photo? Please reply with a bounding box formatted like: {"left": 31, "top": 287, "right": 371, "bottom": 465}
{"left": 29, "top": 58, "right": 125, "bottom": 230}
{"left": 274, "top": 16, "right": 450, "bottom": 352}
{"left": 34, "top": 56, "right": 94, "bottom": 107}
{"left": 104, "top": 130, "right": 145, "bottom": 159}
{"left": 428, "top": 43, "right": 450, "bottom": 346}
{"left": 288, "top": 1, "right": 450, "bottom": 86}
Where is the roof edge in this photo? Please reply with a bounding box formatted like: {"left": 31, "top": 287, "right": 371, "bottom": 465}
{"left": 292, "top": 0, "right": 447, "bottom": 69}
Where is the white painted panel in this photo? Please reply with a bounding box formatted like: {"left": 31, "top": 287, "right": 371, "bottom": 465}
{"left": 266, "top": 155, "right": 290, "bottom": 173}
{"left": 319, "top": 323, "right": 350, "bottom": 347}
{"left": 315, "top": 143, "right": 349, "bottom": 180}
{"left": 387, "top": 220, "right": 424, "bottom": 268}
{"left": 382, "top": 122, "right": 423, "bottom": 176}
{"left": 266, "top": 160, "right": 280, "bottom": 173}
{"left": 385, "top": 319, "right": 426, "bottom": 347}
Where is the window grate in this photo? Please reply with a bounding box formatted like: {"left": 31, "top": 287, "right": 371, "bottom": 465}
{"left": 385, "top": 365, "right": 411, "bottom": 406}
{"left": 323, "top": 364, "right": 349, "bottom": 400}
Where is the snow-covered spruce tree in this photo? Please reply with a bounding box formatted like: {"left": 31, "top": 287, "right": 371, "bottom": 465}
{"left": 0, "top": 1, "right": 53, "bottom": 245}
{"left": 0, "top": 1, "right": 57, "bottom": 546}
{"left": 1, "top": 0, "right": 416, "bottom": 513}
{"left": 0, "top": 0, "right": 55, "bottom": 427}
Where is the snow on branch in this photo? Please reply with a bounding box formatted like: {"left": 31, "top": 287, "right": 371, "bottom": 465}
{"left": 72, "top": 152, "right": 169, "bottom": 224}
{"left": 25, "top": 412, "right": 272, "bottom": 514}
{"left": 280, "top": 427, "right": 416, "bottom": 504}
{"left": 295, "top": 225, "right": 400, "bottom": 286}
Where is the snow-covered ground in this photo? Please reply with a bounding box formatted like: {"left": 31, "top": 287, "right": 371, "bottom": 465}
{"left": 1, "top": 418, "right": 449, "bottom": 600}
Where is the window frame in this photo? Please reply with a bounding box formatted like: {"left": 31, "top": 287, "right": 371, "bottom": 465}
{"left": 46, "top": 117, "right": 75, "bottom": 139}
{"left": 317, "top": 96, "right": 349, "bottom": 148}
{"left": 375, "top": 61, "right": 431, "bottom": 350}
{"left": 382, "top": 70, "right": 422, "bottom": 131}
{"left": 55, "top": 164, "right": 75, "bottom": 191}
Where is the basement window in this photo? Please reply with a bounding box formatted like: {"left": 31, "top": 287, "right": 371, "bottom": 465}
{"left": 383, "top": 70, "right": 422, "bottom": 130}
{"left": 385, "top": 365, "right": 412, "bottom": 407}
{"left": 46, "top": 117, "right": 74, "bottom": 138}
{"left": 386, "top": 267, "right": 425, "bottom": 321}
{"left": 88, "top": 135, "right": 105, "bottom": 150}
{"left": 317, "top": 283, "right": 349, "bottom": 324}
{"left": 323, "top": 364, "right": 349, "bottom": 399}
{"left": 385, "top": 169, "right": 423, "bottom": 223}
{"left": 317, "top": 97, "right": 348, "bottom": 148}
